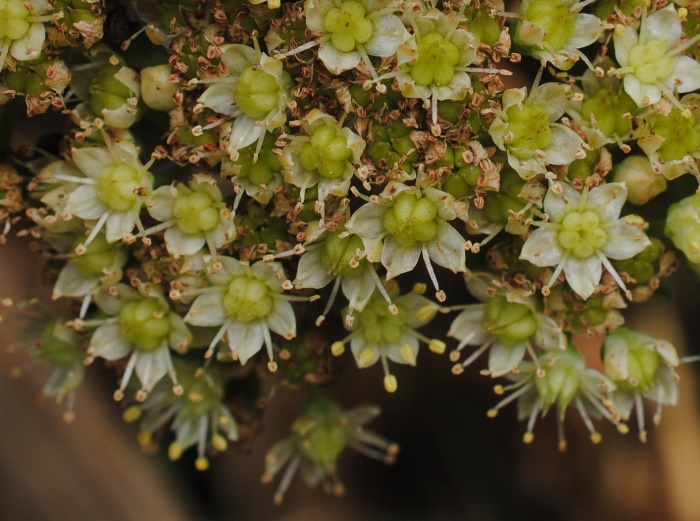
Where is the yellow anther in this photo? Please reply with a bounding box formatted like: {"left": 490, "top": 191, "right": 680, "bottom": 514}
{"left": 359, "top": 347, "right": 377, "bottom": 366}
{"left": 682, "top": 108, "right": 692, "bottom": 119}
{"left": 413, "top": 282, "right": 427, "bottom": 295}
{"left": 523, "top": 432, "right": 534, "bottom": 444}
{"left": 137, "top": 431, "right": 152, "bottom": 447}
{"left": 678, "top": 7, "right": 688, "bottom": 21}
{"left": 211, "top": 434, "right": 228, "bottom": 452}
{"left": 168, "top": 441, "right": 184, "bottom": 461}
{"left": 384, "top": 374, "right": 398, "bottom": 393}
{"left": 486, "top": 408, "right": 498, "bottom": 418}
{"left": 452, "top": 364, "right": 464, "bottom": 375}
{"left": 614, "top": 24, "right": 626, "bottom": 38}
{"left": 493, "top": 385, "right": 505, "bottom": 395}
{"left": 122, "top": 405, "right": 142, "bottom": 423}
{"left": 416, "top": 304, "right": 437, "bottom": 322}
{"left": 331, "top": 341, "right": 346, "bottom": 356}
{"left": 590, "top": 432, "right": 602, "bottom": 444}
{"left": 400, "top": 343, "right": 414, "bottom": 362}
{"left": 188, "top": 390, "right": 204, "bottom": 403}
{"left": 267, "top": 361, "right": 278, "bottom": 372}
{"left": 195, "top": 457, "right": 210, "bottom": 471}
{"left": 429, "top": 339, "right": 446, "bottom": 354}
{"left": 617, "top": 423, "right": 630, "bottom": 435}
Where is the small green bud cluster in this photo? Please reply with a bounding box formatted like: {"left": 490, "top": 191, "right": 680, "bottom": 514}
{"left": 323, "top": 1, "right": 373, "bottom": 53}
{"left": 504, "top": 103, "right": 553, "bottom": 160}
{"left": 300, "top": 124, "right": 353, "bottom": 179}
{"left": 521, "top": 0, "right": 576, "bottom": 52}
{"left": 119, "top": 297, "right": 171, "bottom": 351}
{"left": 223, "top": 275, "right": 275, "bottom": 322}
{"left": 383, "top": 191, "right": 439, "bottom": 247}
{"left": 409, "top": 32, "right": 461, "bottom": 87}
{"left": 485, "top": 295, "right": 537, "bottom": 346}
{"left": 236, "top": 66, "right": 282, "bottom": 120}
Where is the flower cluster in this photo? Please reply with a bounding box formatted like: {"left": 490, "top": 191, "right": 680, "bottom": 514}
{"left": 1, "top": 0, "right": 699, "bottom": 505}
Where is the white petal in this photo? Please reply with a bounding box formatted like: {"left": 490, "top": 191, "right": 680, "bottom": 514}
{"left": 227, "top": 321, "right": 265, "bottom": 365}
{"left": 294, "top": 246, "right": 334, "bottom": 289}
{"left": 520, "top": 228, "right": 563, "bottom": 267}
{"left": 586, "top": 182, "right": 627, "bottom": 221}
{"left": 601, "top": 221, "right": 650, "bottom": 259}
{"left": 198, "top": 83, "right": 237, "bottom": 116}
{"left": 350, "top": 335, "right": 378, "bottom": 368}
{"left": 147, "top": 186, "right": 176, "bottom": 221}
{"left": 220, "top": 44, "right": 258, "bottom": 73}
{"left": 623, "top": 74, "right": 661, "bottom": 107}
{"left": 447, "top": 305, "right": 491, "bottom": 345}
{"left": 185, "top": 292, "right": 227, "bottom": 326}
{"left": 530, "top": 83, "right": 570, "bottom": 121}
{"left": 603, "top": 333, "right": 630, "bottom": 380}
{"left": 304, "top": 0, "right": 336, "bottom": 32}
{"left": 345, "top": 202, "right": 388, "bottom": 249}
{"left": 386, "top": 334, "right": 419, "bottom": 366}
{"left": 165, "top": 227, "right": 206, "bottom": 257}
{"left": 381, "top": 236, "right": 420, "bottom": 278}
{"left": 267, "top": 301, "right": 296, "bottom": 338}
{"left": 230, "top": 114, "right": 264, "bottom": 151}
{"left": 53, "top": 263, "right": 98, "bottom": 298}
{"left": 66, "top": 185, "right": 107, "bottom": 220}
{"left": 105, "top": 208, "right": 138, "bottom": 242}
{"left": 341, "top": 267, "right": 377, "bottom": 312}
{"left": 425, "top": 221, "right": 467, "bottom": 272}
{"left": 544, "top": 181, "right": 580, "bottom": 221}
{"left": 567, "top": 14, "right": 604, "bottom": 49}
{"left": 670, "top": 56, "right": 700, "bottom": 94}
{"left": 563, "top": 255, "right": 602, "bottom": 300}
{"left": 643, "top": 5, "right": 681, "bottom": 47}
{"left": 534, "top": 314, "right": 566, "bottom": 350}
{"left": 612, "top": 25, "right": 638, "bottom": 67}
{"left": 169, "top": 314, "right": 193, "bottom": 351}
{"left": 72, "top": 148, "right": 112, "bottom": 179}
{"left": 318, "top": 43, "right": 362, "bottom": 74}
{"left": 10, "top": 23, "right": 44, "bottom": 61}
{"left": 488, "top": 341, "right": 527, "bottom": 377}
{"left": 134, "top": 347, "right": 171, "bottom": 392}
{"left": 89, "top": 324, "right": 131, "bottom": 360}
{"left": 543, "top": 124, "right": 583, "bottom": 165}
{"left": 365, "top": 15, "right": 409, "bottom": 57}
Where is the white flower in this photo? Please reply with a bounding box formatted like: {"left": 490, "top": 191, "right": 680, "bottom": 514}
{"left": 0, "top": 0, "right": 56, "bottom": 70}
{"left": 332, "top": 285, "right": 444, "bottom": 392}
{"left": 86, "top": 284, "right": 192, "bottom": 399}
{"left": 612, "top": 4, "right": 700, "bottom": 108}
{"left": 520, "top": 181, "right": 651, "bottom": 300}
{"left": 281, "top": 109, "right": 365, "bottom": 215}
{"left": 183, "top": 256, "right": 297, "bottom": 369}
{"left": 345, "top": 181, "right": 467, "bottom": 301}
{"left": 197, "top": 43, "right": 291, "bottom": 158}
{"left": 282, "top": 0, "right": 409, "bottom": 77}
{"left": 488, "top": 80, "right": 584, "bottom": 179}
{"left": 448, "top": 272, "right": 565, "bottom": 378}
{"left": 54, "top": 140, "right": 154, "bottom": 245}
{"left": 514, "top": 0, "right": 605, "bottom": 70}
{"left": 145, "top": 174, "right": 237, "bottom": 258}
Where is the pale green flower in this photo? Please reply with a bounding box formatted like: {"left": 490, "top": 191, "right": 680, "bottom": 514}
{"left": 85, "top": 284, "right": 192, "bottom": 400}
{"left": 0, "top": 0, "right": 56, "bottom": 70}
{"left": 603, "top": 327, "right": 679, "bottom": 442}
{"left": 345, "top": 181, "right": 467, "bottom": 301}
{"left": 197, "top": 43, "right": 292, "bottom": 158}
{"left": 520, "top": 181, "right": 650, "bottom": 300}
{"left": 611, "top": 4, "right": 700, "bottom": 108}
{"left": 183, "top": 256, "right": 297, "bottom": 369}
{"left": 145, "top": 174, "right": 237, "bottom": 258}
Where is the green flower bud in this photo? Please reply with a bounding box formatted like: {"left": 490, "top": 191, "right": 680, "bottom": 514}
{"left": 73, "top": 234, "right": 124, "bottom": 277}
{"left": 140, "top": 64, "right": 177, "bottom": 111}
{"left": 567, "top": 149, "right": 599, "bottom": 182}
{"left": 173, "top": 191, "right": 220, "bottom": 235}
{"left": 383, "top": 192, "right": 439, "bottom": 247}
{"left": 521, "top": 0, "right": 576, "bottom": 52}
{"left": 613, "top": 156, "right": 667, "bottom": 205}
{"left": 485, "top": 295, "right": 537, "bottom": 345}
{"left": 236, "top": 66, "right": 282, "bottom": 120}
{"left": 612, "top": 238, "right": 663, "bottom": 285}
{"left": 646, "top": 106, "right": 700, "bottom": 162}
{"left": 505, "top": 103, "right": 553, "bottom": 160}
{"left": 665, "top": 193, "right": 700, "bottom": 265}
{"left": 95, "top": 164, "right": 145, "bottom": 212}
{"left": 299, "top": 124, "right": 353, "bottom": 179}
{"left": 581, "top": 86, "right": 637, "bottom": 137}
{"left": 321, "top": 231, "right": 366, "bottom": 276}
{"left": 409, "top": 32, "right": 460, "bottom": 87}
{"left": 323, "top": 0, "right": 373, "bottom": 53}
{"left": 534, "top": 347, "right": 585, "bottom": 413}
{"left": 120, "top": 298, "right": 172, "bottom": 351}
{"left": 89, "top": 57, "right": 142, "bottom": 128}
{"left": 223, "top": 276, "right": 274, "bottom": 322}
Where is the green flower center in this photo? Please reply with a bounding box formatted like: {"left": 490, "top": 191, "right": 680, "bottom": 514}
{"left": 534, "top": 353, "right": 581, "bottom": 411}
{"left": 505, "top": 103, "right": 553, "bottom": 159}
{"left": 615, "top": 346, "right": 660, "bottom": 392}
{"left": 485, "top": 295, "right": 537, "bottom": 345}
{"left": 649, "top": 108, "right": 700, "bottom": 162}
{"left": 580, "top": 86, "right": 637, "bottom": 137}
{"left": 73, "top": 234, "right": 121, "bottom": 276}
{"left": 223, "top": 276, "right": 274, "bottom": 322}
{"left": 299, "top": 124, "right": 353, "bottom": 179}
{"left": 0, "top": 0, "right": 31, "bottom": 41}
{"left": 298, "top": 420, "right": 349, "bottom": 469}
{"left": 410, "top": 32, "right": 461, "bottom": 87}
{"left": 173, "top": 191, "right": 220, "bottom": 235}
{"left": 119, "top": 298, "right": 172, "bottom": 351}
{"left": 96, "top": 164, "right": 144, "bottom": 212}
{"left": 321, "top": 232, "right": 365, "bottom": 276}
{"left": 383, "top": 192, "right": 439, "bottom": 248}
{"left": 236, "top": 66, "right": 281, "bottom": 120}
{"left": 323, "top": 1, "right": 374, "bottom": 53}
{"left": 628, "top": 40, "right": 676, "bottom": 85}
{"left": 557, "top": 209, "right": 607, "bottom": 259}
{"left": 524, "top": 0, "right": 576, "bottom": 51}
{"left": 357, "top": 294, "right": 407, "bottom": 345}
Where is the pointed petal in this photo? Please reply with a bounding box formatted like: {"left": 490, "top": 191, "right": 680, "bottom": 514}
{"left": 53, "top": 263, "right": 98, "bottom": 298}
{"left": 670, "top": 56, "right": 700, "bottom": 94}
{"left": 227, "top": 321, "right": 265, "bottom": 365}
{"left": 267, "top": 301, "right": 296, "bottom": 338}
{"left": 488, "top": 341, "right": 527, "bottom": 377}
{"left": 294, "top": 246, "right": 334, "bottom": 289}
{"left": 71, "top": 148, "right": 112, "bottom": 179}
{"left": 89, "top": 324, "right": 131, "bottom": 360}
{"left": 185, "top": 292, "right": 227, "bottom": 326}
{"left": 10, "top": 23, "right": 44, "bottom": 61}
{"left": 364, "top": 15, "right": 408, "bottom": 57}
{"left": 563, "top": 255, "right": 602, "bottom": 299}
{"left": 381, "top": 236, "right": 420, "bottom": 278}
{"left": 164, "top": 227, "right": 206, "bottom": 257}
{"left": 587, "top": 182, "right": 627, "bottom": 221}
{"left": 425, "top": 221, "right": 466, "bottom": 272}
{"left": 544, "top": 181, "right": 580, "bottom": 221}
{"left": 134, "top": 347, "right": 171, "bottom": 392}
{"left": 520, "top": 228, "right": 563, "bottom": 267}
{"left": 66, "top": 185, "right": 107, "bottom": 220}
{"left": 105, "top": 208, "right": 138, "bottom": 242}
{"left": 601, "top": 221, "right": 650, "bottom": 259}
{"left": 318, "top": 43, "right": 362, "bottom": 74}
